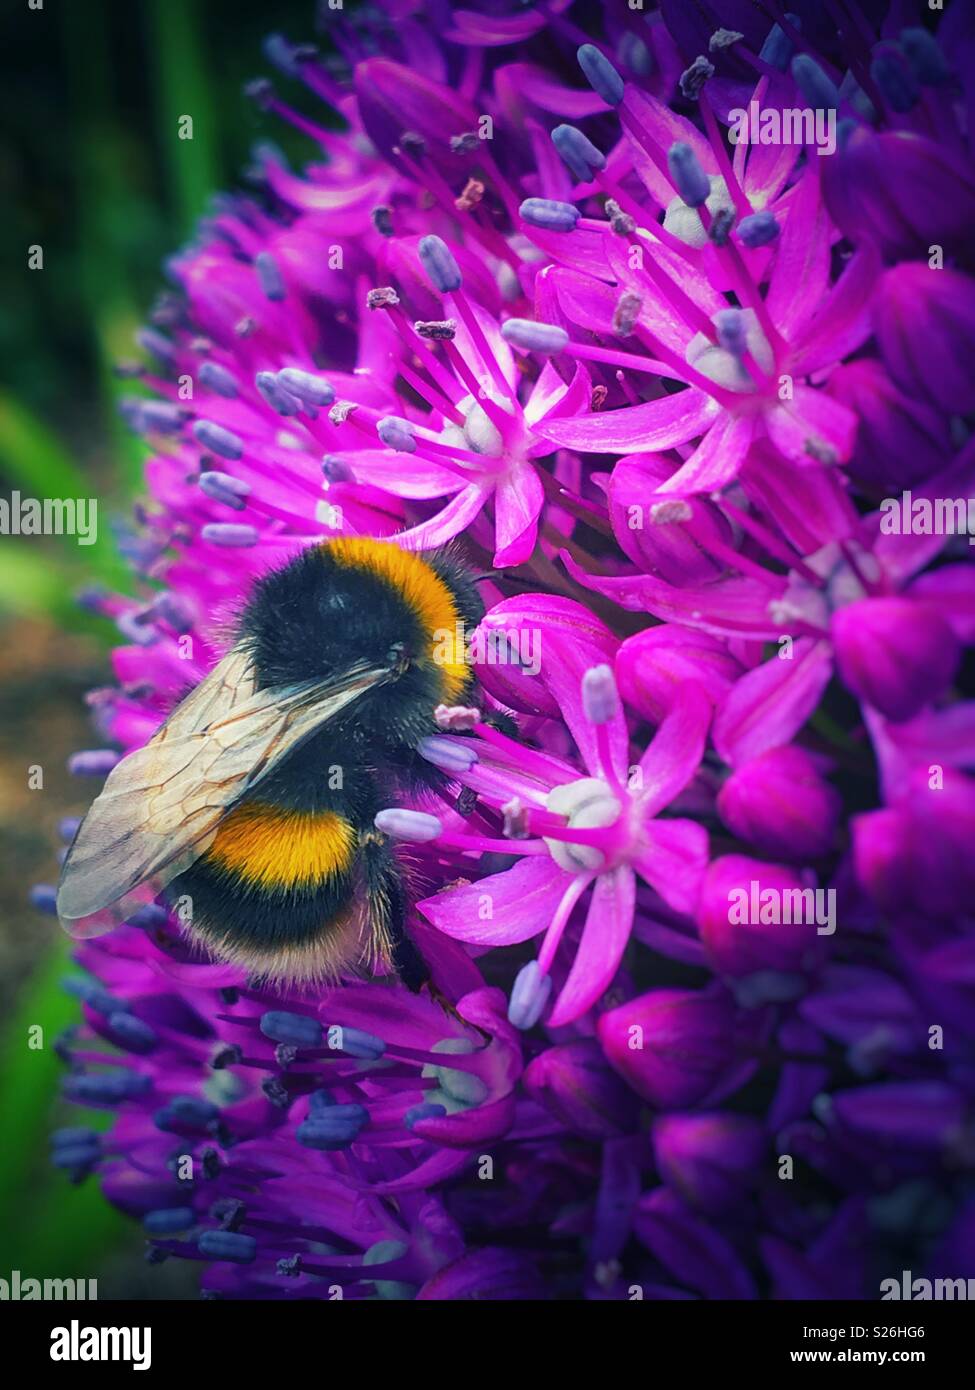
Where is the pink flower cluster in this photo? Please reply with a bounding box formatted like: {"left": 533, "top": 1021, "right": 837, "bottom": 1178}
{"left": 44, "top": 2, "right": 975, "bottom": 1300}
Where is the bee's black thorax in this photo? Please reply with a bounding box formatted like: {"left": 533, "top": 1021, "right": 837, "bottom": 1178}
{"left": 238, "top": 542, "right": 483, "bottom": 752}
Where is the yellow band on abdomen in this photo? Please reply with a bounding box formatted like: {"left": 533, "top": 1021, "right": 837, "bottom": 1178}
{"left": 206, "top": 802, "right": 356, "bottom": 889}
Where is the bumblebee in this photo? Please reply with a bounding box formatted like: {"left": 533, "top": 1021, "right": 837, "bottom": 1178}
{"left": 57, "top": 538, "right": 484, "bottom": 990}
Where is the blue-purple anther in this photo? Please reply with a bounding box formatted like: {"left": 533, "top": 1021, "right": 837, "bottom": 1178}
{"left": 121, "top": 400, "right": 185, "bottom": 434}
{"left": 416, "top": 736, "right": 480, "bottom": 774}
{"left": 277, "top": 368, "right": 335, "bottom": 406}
{"left": 200, "top": 523, "right": 259, "bottom": 547}
{"left": 192, "top": 419, "right": 244, "bottom": 460}
{"left": 508, "top": 961, "right": 552, "bottom": 1031}
{"left": 62, "top": 975, "right": 122, "bottom": 1016}
{"left": 199, "top": 471, "right": 251, "bottom": 511}
{"left": 198, "top": 361, "right": 240, "bottom": 397}
{"left": 254, "top": 250, "right": 287, "bottom": 301}
{"left": 374, "top": 808, "right": 443, "bottom": 842}
{"left": 900, "top": 28, "right": 948, "bottom": 87}
{"left": 64, "top": 1070, "right": 152, "bottom": 1105}
{"left": 260, "top": 1011, "right": 324, "bottom": 1048}
{"left": 500, "top": 319, "right": 568, "bottom": 355}
{"left": 577, "top": 44, "right": 624, "bottom": 106}
{"left": 106, "top": 1013, "right": 158, "bottom": 1054}
{"left": 418, "top": 235, "right": 463, "bottom": 294}
{"left": 68, "top": 750, "right": 121, "bottom": 777}
{"left": 198, "top": 1230, "right": 257, "bottom": 1264}
{"left": 330, "top": 1027, "right": 386, "bottom": 1061}
{"left": 791, "top": 53, "right": 842, "bottom": 111}
{"left": 871, "top": 44, "right": 920, "bottom": 113}
{"left": 255, "top": 370, "right": 301, "bottom": 415}
{"left": 296, "top": 1103, "right": 369, "bottom": 1150}
{"left": 581, "top": 665, "right": 619, "bottom": 726}
{"left": 377, "top": 416, "right": 417, "bottom": 452}
{"left": 154, "top": 1096, "right": 219, "bottom": 1134}
{"left": 737, "top": 211, "right": 781, "bottom": 248}
{"left": 551, "top": 124, "right": 606, "bottom": 182}
{"left": 714, "top": 308, "right": 748, "bottom": 357}
{"left": 144, "top": 1208, "right": 195, "bottom": 1235}
{"left": 759, "top": 14, "right": 800, "bottom": 71}
{"left": 668, "top": 142, "right": 711, "bottom": 209}
{"left": 29, "top": 885, "right": 58, "bottom": 915}
{"left": 519, "top": 198, "right": 580, "bottom": 232}
{"left": 321, "top": 454, "right": 352, "bottom": 482}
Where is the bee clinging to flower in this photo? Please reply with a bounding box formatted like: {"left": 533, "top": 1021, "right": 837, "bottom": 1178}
{"left": 57, "top": 538, "right": 484, "bottom": 989}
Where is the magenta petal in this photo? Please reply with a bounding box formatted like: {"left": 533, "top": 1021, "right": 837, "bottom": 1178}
{"left": 633, "top": 820, "right": 708, "bottom": 916}
{"left": 637, "top": 685, "right": 712, "bottom": 816}
{"left": 561, "top": 550, "right": 784, "bottom": 638}
{"left": 492, "top": 464, "right": 544, "bottom": 567}
{"left": 537, "top": 389, "right": 721, "bottom": 455}
{"left": 475, "top": 593, "right": 619, "bottom": 720}
{"left": 658, "top": 413, "right": 755, "bottom": 495}
{"left": 831, "top": 1081, "right": 965, "bottom": 1150}
{"left": 624, "top": 85, "right": 715, "bottom": 205}
{"left": 548, "top": 866, "right": 635, "bottom": 1027}
{"left": 344, "top": 448, "right": 464, "bottom": 499}
{"left": 713, "top": 639, "right": 834, "bottom": 767}
{"left": 528, "top": 225, "right": 613, "bottom": 282}
{"left": 525, "top": 360, "right": 591, "bottom": 433}
{"left": 790, "top": 244, "right": 880, "bottom": 376}
{"left": 351, "top": 1147, "right": 473, "bottom": 1195}
{"left": 875, "top": 263, "right": 975, "bottom": 415}
{"left": 410, "top": 1094, "right": 517, "bottom": 1150}
{"left": 355, "top": 58, "right": 478, "bottom": 175}
{"left": 741, "top": 443, "right": 858, "bottom": 553}
{"left": 764, "top": 387, "right": 857, "bottom": 467}
{"left": 494, "top": 61, "right": 607, "bottom": 117}
{"left": 416, "top": 1247, "right": 546, "bottom": 1300}
{"left": 445, "top": 11, "right": 548, "bottom": 46}
{"left": 609, "top": 454, "right": 728, "bottom": 582}
{"left": 312, "top": 979, "right": 474, "bottom": 1056}
{"left": 395, "top": 482, "right": 490, "bottom": 550}
{"left": 545, "top": 264, "right": 619, "bottom": 335}
{"left": 719, "top": 746, "right": 841, "bottom": 862}
{"left": 523, "top": 1040, "right": 639, "bottom": 1139}
{"left": 603, "top": 244, "right": 717, "bottom": 358}
{"left": 766, "top": 166, "right": 830, "bottom": 340}
{"left": 908, "top": 564, "right": 975, "bottom": 644}
{"left": 417, "top": 855, "right": 568, "bottom": 946}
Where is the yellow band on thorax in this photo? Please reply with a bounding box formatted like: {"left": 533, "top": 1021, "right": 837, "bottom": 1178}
{"left": 324, "top": 538, "right": 467, "bottom": 700}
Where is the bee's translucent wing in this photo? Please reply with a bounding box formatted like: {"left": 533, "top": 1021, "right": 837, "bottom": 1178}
{"left": 57, "top": 646, "right": 389, "bottom": 935}
{"left": 55, "top": 647, "right": 257, "bottom": 939}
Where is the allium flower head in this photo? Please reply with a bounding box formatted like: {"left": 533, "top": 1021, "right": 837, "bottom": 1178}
{"left": 36, "top": 0, "right": 975, "bottom": 1303}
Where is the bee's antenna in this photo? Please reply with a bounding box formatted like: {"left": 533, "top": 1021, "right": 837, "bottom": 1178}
{"left": 478, "top": 573, "right": 548, "bottom": 596}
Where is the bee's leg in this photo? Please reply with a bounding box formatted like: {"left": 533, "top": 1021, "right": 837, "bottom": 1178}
{"left": 358, "top": 829, "right": 430, "bottom": 993}
{"left": 358, "top": 830, "right": 484, "bottom": 1028}
{"left": 477, "top": 707, "right": 519, "bottom": 738}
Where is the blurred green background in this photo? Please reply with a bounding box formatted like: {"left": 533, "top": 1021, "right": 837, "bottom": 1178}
{"left": 0, "top": 0, "right": 323, "bottom": 1295}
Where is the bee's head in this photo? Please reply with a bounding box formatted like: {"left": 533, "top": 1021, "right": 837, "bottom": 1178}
{"left": 242, "top": 539, "right": 484, "bottom": 738}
